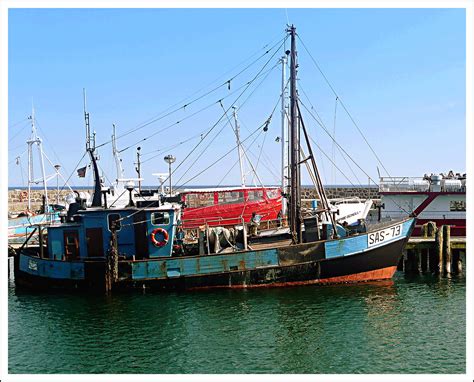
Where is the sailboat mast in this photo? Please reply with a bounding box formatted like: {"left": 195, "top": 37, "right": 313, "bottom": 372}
{"left": 280, "top": 54, "right": 288, "bottom": 217}
{"left": 27, "top": 113, "right": 33, "bottom": 211}
{"left": 288, "top": 25, "right": 302, "bottom": 243}
{"left": 232, "top": 107, "right": 246, "bottom": 187}
{"left": 27, "top": 106, "right": 49, "bottom": 212}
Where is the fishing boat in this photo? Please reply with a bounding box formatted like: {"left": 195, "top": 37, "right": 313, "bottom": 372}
{"left": 379, "top": 171, "right": 465, "bottom": 236}
{"left": 13, "top": 26, "right": 415, "bottom": 292}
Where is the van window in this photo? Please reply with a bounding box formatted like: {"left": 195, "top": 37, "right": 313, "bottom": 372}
{"left": 218, "top": 191, "right": 244, "bottom": 205}
{"left": 185, "top": 193, "right": 215, "bottom": 208}
{"left": 248, "top": 190, "right": 264, "bottom": 201}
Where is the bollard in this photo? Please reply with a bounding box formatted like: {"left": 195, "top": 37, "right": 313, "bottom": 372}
{"left": 443, "top": 225, "right": 452, "bottom": 275}
{"left": 427, "top": 221, "right": 437, "bottom": 238}
{"left": 435, "top": 226, "right": 444, "bottom": 275}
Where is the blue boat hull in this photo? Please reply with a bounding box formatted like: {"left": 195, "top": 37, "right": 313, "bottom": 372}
{"left": 14, "top": 218, "right": 415, "bottom": 292}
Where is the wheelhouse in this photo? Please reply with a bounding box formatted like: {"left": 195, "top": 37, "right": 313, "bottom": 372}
{"left": 46, "top": 206, "right": 178, "bottom": 260}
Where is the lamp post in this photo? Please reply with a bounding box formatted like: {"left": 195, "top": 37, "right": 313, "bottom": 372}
{"left": 54, "top": 164, "right": 61, "bottom": 205}
{"left": 164, "top": 154, "right": 176, "bottom": 196}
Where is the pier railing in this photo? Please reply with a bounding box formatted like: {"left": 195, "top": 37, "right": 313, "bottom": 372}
{"left": 379, "top": 176, "right": 465, "bottom": 192}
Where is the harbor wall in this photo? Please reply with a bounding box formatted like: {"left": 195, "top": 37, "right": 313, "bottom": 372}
{"left": 8, "top": 186, "right": 381, "bottom": 213}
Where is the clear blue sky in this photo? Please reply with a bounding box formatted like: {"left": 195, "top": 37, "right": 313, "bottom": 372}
{"left": 8, "top": 8, "right": 466, "bottom": 188}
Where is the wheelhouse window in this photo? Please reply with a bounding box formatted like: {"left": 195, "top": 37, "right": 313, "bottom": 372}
{"left": 151, "top": 212, "right": 170, "bottom": 226}
{"left": 218, "top": 191, "right": 244, "bottom": 205}
{"left": 107, "top": 213, "right": 122, "bottom": 231}
{"left": 185, "top": 193, "right": 215, "bottom": 208}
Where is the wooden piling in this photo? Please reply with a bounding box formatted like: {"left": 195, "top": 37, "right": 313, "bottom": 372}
{"left": 420, "top": 248, "right": 428, "bottom": 273}
{"left": 456, "top": 251, "right": 464, "bottom": 275}
{"left": 443, "top": 225, "right": 452, "bottom": 275}
{"left": 427, "top": 221, "right": 437, "bottom": 237}
{"left": 435, "top": 226, "right": 444, "bottom": 275}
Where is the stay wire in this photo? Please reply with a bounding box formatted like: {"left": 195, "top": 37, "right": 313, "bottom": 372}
{"left": 300, "top": 99, "right": 411, "bottom": 216}
{"left": 8, "top": 120, "right": 30, "bottom": 143}
{"left": 172, "top": 108, "right": 235, "bottom": 188}
{"left": 121, "top": 35, "right": 286, "bottom": 138}
{"left": 57, "top": 151, "right": 87, "bottom": 194}
{"left": 176, "top": 123, "right": 264, "bottom": 189}
{"left": 115, "top": 36, "right": 288, "bottom": 223}
{"left": 115, "top": 121, "right": 265, "bottom": 225}
{"left": 296, "top": 91, "right": 362, "bottom": 185}
{"left": 216, "top": 130, "right": 264, "bottom": 187}
{"left": 95, "top": 36, "right": 287, "bottom": 149}
{"left": 117, "top": 63, "right": 281, "bottom": 154}
{"left": 299, "top": 98, "right": 378, "bottom": 186}
{"left": 168, "top": 38, "right": 287, "bottom": 189}
{"left": 297, "top": 34, "right": 392, "bottom": 178}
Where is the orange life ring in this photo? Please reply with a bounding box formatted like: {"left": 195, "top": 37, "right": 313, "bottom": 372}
{"left": 150, "top": 227, "right": 169, "bottom": 247}
{"left": 19, "top": 190, "right": 28, "bottom": 202}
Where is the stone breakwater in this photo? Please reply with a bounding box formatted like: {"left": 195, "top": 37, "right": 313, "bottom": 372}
{"left": 8, "top": 189, "right": 74, "bottom": 213}
{"left": 8, "top": 186, "right": 381, "bottom": 213}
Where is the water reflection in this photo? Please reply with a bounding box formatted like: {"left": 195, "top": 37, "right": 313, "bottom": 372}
{"left": 9, "top": 273, "right": 465, "bottom": 374}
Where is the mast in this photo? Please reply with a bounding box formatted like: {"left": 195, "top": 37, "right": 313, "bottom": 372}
{"left": 26, "top": 105, "right": 49, "bottom": 212}
{"left": 232, "top": 107, "right": 246, "bottom": 187}
{"left": 288, "top": 25, "right": 302, "bottom": 243}
{"left": 111, "top": 123, "right": 125, "bottom": 189}
{"left": 280, "top": 54, "right": 289, "bottom": 216}
{"left": 83, "top": 89, "right": 102, "bottom": 207}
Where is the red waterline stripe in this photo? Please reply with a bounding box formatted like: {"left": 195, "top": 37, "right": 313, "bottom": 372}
{"left": 187, "top": 266, "right": 398, "bottom": 290}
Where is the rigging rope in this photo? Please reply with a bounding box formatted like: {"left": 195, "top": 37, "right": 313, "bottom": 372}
{"left": 298, "top": 83, "right": 360, "bottom": 185}
{"left": 165, "top": 38, "right": 287, "bottom": 190}
{"left": 297, "top": 34, "right": 392, "bottom": 178}
{"left": 95, "top": 36, "right": 288, "bottom": 150}
{"left": 115, "top": 63, "right": 281, "bottom": 154}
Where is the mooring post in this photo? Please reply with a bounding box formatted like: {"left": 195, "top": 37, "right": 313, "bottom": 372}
{"left": 457, "top": 251, "right": 464, "bottom": 274}
{"left": 435, "top": 226, "right": 444, "bottom": 275}
{"left": 422, "top": 223, "right": 428, "bottom": 238}
{"left": 443, "top": 225, "right": 452, "bottom": 275}
{"left": 397, "top": 249, "right": 405, "bottom": 271}
{"left": 427, "top": 221, "right": 437, "bottom": 237}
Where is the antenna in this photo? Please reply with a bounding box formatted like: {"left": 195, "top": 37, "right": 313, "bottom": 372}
{"left": 83, "top": 88, "right": 91, "bottom": 151}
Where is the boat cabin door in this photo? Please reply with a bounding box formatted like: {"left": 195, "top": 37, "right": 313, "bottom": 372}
{"left": 86, "top": 228, "right": 104, "bottom": 257}
{"left": 63, "top": 230, "right": 80, "bottom": 260}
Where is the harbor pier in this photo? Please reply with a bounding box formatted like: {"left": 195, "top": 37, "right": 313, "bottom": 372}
{"left": 400, "top": 222, "right": 466, "bottom": 275}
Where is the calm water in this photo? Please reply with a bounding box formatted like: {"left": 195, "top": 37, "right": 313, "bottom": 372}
{"left": 8, "top": 272, "right": 465, "bottom": 374}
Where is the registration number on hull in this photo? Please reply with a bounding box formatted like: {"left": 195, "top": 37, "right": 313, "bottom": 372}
{"left": 368, "top": 224, "right": 402, "bottom": 247}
